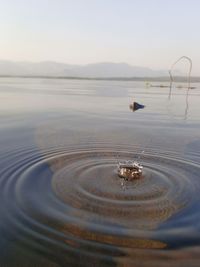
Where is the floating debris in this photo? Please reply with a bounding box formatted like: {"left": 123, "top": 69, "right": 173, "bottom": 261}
{"left": 150, "top": 84, "right": 170, "bottom": 88}
{"left": 149, "top": 84, "right": 196, "bottom": 89}
{"left": 118, "top": 160, "right": 143, "bottom": 180}
{"left": 129, "top": 102, "right": 145, "bottom": 112}
{"left": 176, "top": 85, "right": 196, "bottom": 89}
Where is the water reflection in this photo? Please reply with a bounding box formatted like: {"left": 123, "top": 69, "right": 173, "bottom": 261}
{"left": 0, "top": 78, "right": 200, "bottom": 266}
{"left": 167, "top": 86, "right": 190, "bottom": 120}
{"left": 184, "top": 88, "right": 190, "bottom": 120}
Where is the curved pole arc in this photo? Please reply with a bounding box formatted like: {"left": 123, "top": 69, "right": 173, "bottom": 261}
{"left": 168, "top": 56, "right": 192, "bottom": 99}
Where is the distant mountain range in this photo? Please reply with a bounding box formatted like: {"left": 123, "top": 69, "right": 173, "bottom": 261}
{"left": 0, "top": 60, "right": 182, "bottom": 78}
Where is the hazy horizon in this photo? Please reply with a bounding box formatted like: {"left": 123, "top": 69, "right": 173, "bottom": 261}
{"left": 0, "top": 60, "right": 189, "bottom": 78}
{"left": 1, "top": 0, "right": 200, "bottom": 75}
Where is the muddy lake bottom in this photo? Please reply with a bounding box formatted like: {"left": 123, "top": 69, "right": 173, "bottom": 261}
{"left": 0, "top": 78, "right": 200, "bottom": 266}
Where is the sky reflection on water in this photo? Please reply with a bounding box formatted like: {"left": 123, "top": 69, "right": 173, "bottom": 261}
{"left": 0, "top": 78, "right": 200, "bottom": 266}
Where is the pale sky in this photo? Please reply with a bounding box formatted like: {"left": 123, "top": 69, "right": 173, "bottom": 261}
{"left": 0, "top": 0, "right": 200, "bottom": 74}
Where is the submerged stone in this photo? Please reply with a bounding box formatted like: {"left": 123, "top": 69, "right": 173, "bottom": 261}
{"left": 118, "top": 161, "right": 143, "bottom": 180}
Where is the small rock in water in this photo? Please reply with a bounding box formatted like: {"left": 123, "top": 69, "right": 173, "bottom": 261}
{"left": 117, "top": 160, "right": 143, "bottom": 180}
{"left": 129, "top": 102, "right": 145, "bottom": 112}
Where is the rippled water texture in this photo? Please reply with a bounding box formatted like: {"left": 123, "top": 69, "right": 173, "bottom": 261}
{"left": 0, "top": 78, "right": 200, "bottom": 266}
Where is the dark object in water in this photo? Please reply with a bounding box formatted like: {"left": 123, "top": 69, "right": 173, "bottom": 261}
{"left": 149, "top": 84, "right": 196, "bottom": 89}
{"left": 176, "top": 85, "right": 196, "bottom": 89}
{"left": 118, "top": 161, "right": 143, "bottom": 180}
{"left": 129, "top": 102, "right": 145, "bottom": 112}
{"left": 150, "top": 84, "right": 170, "bottom": 88}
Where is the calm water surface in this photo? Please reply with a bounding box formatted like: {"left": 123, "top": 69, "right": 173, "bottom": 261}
{"left": 0, "top": 78, "right": 200, "bottom": 266}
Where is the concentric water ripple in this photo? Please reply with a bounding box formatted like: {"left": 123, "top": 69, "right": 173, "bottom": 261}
{"left": 1, "top": 139, "right": 200, "bottom": 266}
{"left": 1, "top": 78, "right": 200, "bottom": 267}
{"left": 51, "top": 147, "right": 199, "bottom": 231}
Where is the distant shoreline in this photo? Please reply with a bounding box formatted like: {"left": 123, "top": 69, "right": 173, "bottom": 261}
{"left": 0, "top": 75, "right": 200, "bottom": 83}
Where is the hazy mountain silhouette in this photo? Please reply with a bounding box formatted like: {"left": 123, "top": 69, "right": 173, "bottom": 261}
{"left": 0, "top": 60, "right": 181, "bottom": 78}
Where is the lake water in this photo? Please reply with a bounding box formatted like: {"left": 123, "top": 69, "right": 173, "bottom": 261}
{"left": 0, "top": 78, "right": 200, "bottom": 266}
